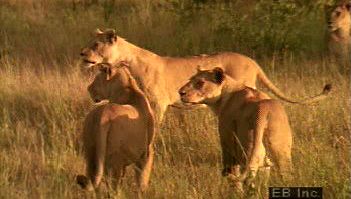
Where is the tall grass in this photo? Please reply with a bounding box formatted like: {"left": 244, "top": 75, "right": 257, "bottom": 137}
{"left": 0, "top": 1, "right": 350, "bottom": 198}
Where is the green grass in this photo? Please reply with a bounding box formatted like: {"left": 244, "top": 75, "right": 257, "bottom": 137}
{"left": 0, "top": 1, "right": 350, "bottom": 198}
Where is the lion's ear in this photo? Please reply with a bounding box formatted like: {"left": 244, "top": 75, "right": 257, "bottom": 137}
{"left": 105, "top": 29, "right": 117, "bottom": 43}
{"left": 94, "top": 28, "right": 104, "bottom": 35}
{"left": 98, "top": 63, "right": 114, "bottom": 80}
{"left": 119, "top": 61, "right": 130, "bottom": 68}
{"left": 213, "top": 67, "right": 225, "bottom": 84}
{"left": 346, "top": 1, "right": 351, "bottom": 11}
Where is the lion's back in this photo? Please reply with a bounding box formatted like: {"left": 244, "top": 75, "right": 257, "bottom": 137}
{"left": 83, "top": 104, "right": 147, "bottom": 160}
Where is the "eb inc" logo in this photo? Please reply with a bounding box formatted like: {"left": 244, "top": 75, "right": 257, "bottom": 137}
{"left": 269, "top": 187, "right": 322, "bottom": 199}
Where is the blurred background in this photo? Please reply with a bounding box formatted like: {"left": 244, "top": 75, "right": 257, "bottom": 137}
{"left": 0, "top": 0, "right": 336, "bottom": 67}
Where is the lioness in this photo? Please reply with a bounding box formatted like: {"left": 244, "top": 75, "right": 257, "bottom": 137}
{"left": 178, "top": 67, "right": 331, "bottom": 192}
{"left": 326, "top": 1, "right": 351, "bottom": 63}
{"left": 80, "top": 29, "right": 331, "bottom": 124}
{"left": 77, "top": 63, "right": 155, "bottom": 192}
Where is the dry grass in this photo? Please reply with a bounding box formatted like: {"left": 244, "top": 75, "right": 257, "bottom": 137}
{"left": 0, "top": 1, "right": 350, "bottom": 198}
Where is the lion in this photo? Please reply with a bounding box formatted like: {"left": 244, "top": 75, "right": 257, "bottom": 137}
{"left": 80, "top": 29, "right": 332, "bottom": 124}
{"left": 326, "top": 1, "right": 351, "bottom": 63}
{"left": 178, "top": 67, "right": 331, "bottom": 194}
{"left": 76, "top": 63, "right": 155, "bottom": 192}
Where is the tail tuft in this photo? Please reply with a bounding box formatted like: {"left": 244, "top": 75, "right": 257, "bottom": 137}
{"left": 323, "top": 84, "right": 332, "bottom": 94}
{"left": 76, "top": 175, "right": 90, "bottom": 189}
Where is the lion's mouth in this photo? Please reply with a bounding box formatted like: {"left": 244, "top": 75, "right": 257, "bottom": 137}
{"left": 93, "top": 99, "right": 101, "bottom": 103}
{"left": 171, "top": 102, "right": 206, "bottom": 110}
{"left": 92, "top": 99, "right": 109, "bottom": 106}
{"left": 328, "top": 27, "right": 337, "bottom": 32}
{"left": 180, "top": 96, "right": 195, "bottom": 104}
{"left": 327, "top": 22, "right": 337, "bottom": 31}
{"left": 83, "top": 59, "right": 96, "bottom": 64}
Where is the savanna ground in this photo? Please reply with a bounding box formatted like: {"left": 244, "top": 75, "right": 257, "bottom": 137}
{"left": 0, "top": 0, "right": 350, "bottom": 198}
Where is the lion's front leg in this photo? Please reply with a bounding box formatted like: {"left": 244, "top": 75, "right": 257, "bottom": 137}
{"left": 218, "top": 120, "right": 239, "bottom": 176}
{"left": 221, "top": 147, "right": 236, "bottom": 176}
{"left": 219, "top": 120, "right": 244, "bottom": 176}
{"left": 147, "top": 97, "right": 168, "bottom": 125}
{"left": 226, "top": 164, "right": 244, "bottom": 195}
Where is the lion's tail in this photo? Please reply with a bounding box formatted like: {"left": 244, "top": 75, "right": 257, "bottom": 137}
{"left": 76, "top": 175, "right": 94, "bottom": 191}
{"left": 78, "top": 111, "right": 110, "bottom": 190}
{"left": 91, "top": 121, "right": 109, "bottom": 188}
{"left": 238, "top": 104, "right": 269, "bottom": 183}
{"left": 122, "top": 65, "right": 156, "bottom": 146}
{"left": 256, "top": 64, "right": 332, "bottom": 104}
{"left": 123, "top": 64, "right": 155, "bottom": 191}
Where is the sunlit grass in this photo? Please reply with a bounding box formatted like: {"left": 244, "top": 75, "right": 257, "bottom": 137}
{"left": 0, "top": 58, "right": 349, "bottom": 198}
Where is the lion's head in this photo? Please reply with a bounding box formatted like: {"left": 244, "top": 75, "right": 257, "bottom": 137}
{"left": 179, "top": 67, "right": 226, "bottom": 104}
{"left": 326, "top": 1, "right": 351, "bottom": 32}
{"left": 80, "top": 29, "right": 121, "bottom": 70}
{"left": 87, "top": 63, "right": 133, "bottom": 104}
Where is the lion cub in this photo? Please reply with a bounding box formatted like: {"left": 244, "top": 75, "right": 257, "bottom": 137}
{"left": 77, "top": 63, "right": 155, "bottom": 192}
{"left": 179, "top": 67, "right": 293, "bottom": 191}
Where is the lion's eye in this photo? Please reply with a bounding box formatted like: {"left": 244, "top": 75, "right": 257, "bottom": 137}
{"left": 195, "top": 80, "right": 205, "bottom": 89}
{"left": 92, "top": 43, "right": 98, "bottom": 49}
{"left": 93, "top": 42, "right": 102, "bottom": 49}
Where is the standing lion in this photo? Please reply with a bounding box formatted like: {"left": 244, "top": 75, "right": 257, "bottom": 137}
{"left": 80, "top": 28, "right": 332, "bottom": 125}
{"left": 326, "top": 1, "right": 351, "bottom": 65}
{"left": 178, "top": 67, "right": 331, "bottom": 195}
{"left": 76, "top": 63, "right": 155, "bottom": 192}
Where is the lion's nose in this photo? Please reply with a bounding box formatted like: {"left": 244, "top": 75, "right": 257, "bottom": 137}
{"left": 179, "top": 90, "right": 186, "bottom": 97}
{"left": 80, "top": 48, "right": 89, "bottom": 56}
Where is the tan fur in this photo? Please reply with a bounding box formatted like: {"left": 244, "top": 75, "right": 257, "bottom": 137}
{"left": 80, "top": 29, "right": 331, "bottom": 124}
{"left": 77, "top": 63, "right": 155, "bottom": 192}
{"left": 326, "top": 1, "right": 351, "bottom": 63}
{"left": 178, "top": 68, "right": 296, "bottom": 192}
